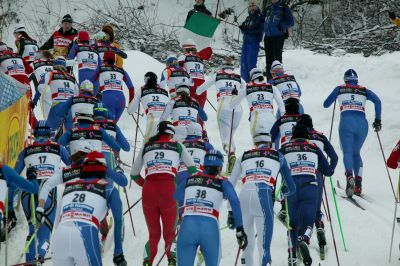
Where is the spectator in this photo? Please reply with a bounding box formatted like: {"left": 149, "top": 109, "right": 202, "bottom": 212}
{"left": 186, "top": 0, "right": 212, "bottom": 23}
{"left": 101, "top": 25, "right": 125, "bottom": 68}
{"left": 263, "top": 0, "right": 294, "bottom": 80}
{"left": 239, "top": 0, "right": 264, "bottom": 82}
{"left": 389, "top": 11, "right": 400, "bottom": 26}
{"left": 39, "top": 14, "right": 78, "bottom": 58}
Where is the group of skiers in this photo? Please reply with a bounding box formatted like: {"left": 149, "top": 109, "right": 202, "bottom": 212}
{"left": 0, "top": 9, "right": 394, "bottom": 266}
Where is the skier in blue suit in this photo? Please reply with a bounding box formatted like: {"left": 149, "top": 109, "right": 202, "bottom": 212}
{"left": 296, "top": 114, "right": 338, "bottom": 250}
{"left": 280, "top": 124, "right": 333, "bottom": 266}
{"left": 14, "top": 120, "right": 70, "bottom": 262}
{"left": 323, "top": 69, "right": 382, "bottom": 197}
{"left": 175, "top": 150, "right": 248, "bottom": 266}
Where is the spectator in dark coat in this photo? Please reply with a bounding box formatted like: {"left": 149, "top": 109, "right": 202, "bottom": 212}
{"left": 39, "top": 14, "right": 78, "bottom": 58}
{"left": 186, "top": 0, "right": 212, "bottom": 23}
{"left": 240, "top": 0, "right": 264, "bottom": 82}
{"left": 263, "top": 0, "right": 294, "bottom": 79}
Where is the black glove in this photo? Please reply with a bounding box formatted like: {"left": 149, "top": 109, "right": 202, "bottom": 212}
{"left": 239, "top": 24, "right": 245, "bottom": 30}
{"left": 231, "top": 88, "right": 238, "bottom": 95}
{"left": 26, "top": 167, "right": 37, "bottom": 180}
{"left": 372, "top": 119, "right": 382, "bottom": 132}
{"left": 236, "top": 226, "right": 248, "bottom": 250}
{"left": 36, "top": 207, "right": 45, "bottom": 224}
{"left": 113, "top": 253, "right": 127, "bottom": 266}
{"left": 389, "top": 11, "right": 396, "bottom": 20}
{"left": 227, "top": 211, "right": 235, "bottom": 229}
{"left": 29, "top": 101, "right": 36, "bottom": 109}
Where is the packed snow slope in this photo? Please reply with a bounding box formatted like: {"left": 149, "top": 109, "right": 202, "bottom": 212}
{"left": 3, "top": 49, "right": 400, "bottom": 266}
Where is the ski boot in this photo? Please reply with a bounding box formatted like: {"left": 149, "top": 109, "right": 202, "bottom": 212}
{"left": 345, "top": 171, "right": 355, "bottom": 198}
{"left": 317, "top": 228, "right": 326, "bottom": 260}
{"left": 288, "top": 248, "right": 297, "bottom": 266}
{"left": 298, "top": 237, "right": 312, "bottom": 266}
{"left": 0, "top": 210, "right": 17, "bottom": 242}
{"left": 168, "top": 257, "right": 177, "bottom": 266}
{"left": 354, "top": 176, "right": 362, "bottom": 196}
{"left": 227, "top": 152, "right": 236, "bottom": 175}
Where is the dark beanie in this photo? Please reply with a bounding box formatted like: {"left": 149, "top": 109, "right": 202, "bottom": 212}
{"left": 285, "top": 98, "right": 299, "bottom": 114}
{"left": 297, "top": 114, "right": 313, "bottom": 129}
{"left": 292, "top": 124, "right": 309, "bottom": 139}
{"left": 62, "top": 14, "right": 73, "bottom": 23}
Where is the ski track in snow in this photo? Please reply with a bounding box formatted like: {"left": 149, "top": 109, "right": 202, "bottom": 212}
{"left": 1, "top": 49, "right": 400, "bottom": 266}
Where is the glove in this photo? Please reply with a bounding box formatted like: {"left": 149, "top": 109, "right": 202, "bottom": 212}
{"left": 29, "top": 101, "right": 36, "bottom": 109}
{"left": 131, "top": 175, "right": 145, "bottom": 187}
{"left": 389, "top": 11, "right": 396, "bottom": 20}
{"left": 113, "top": 253, "right": 127, "bottom": 266}
{"left": 227, "top": 211, "right": 235, "bottom": 229}
{"left": 231, "top": 88, "right": 238, "bottom": 95}
{"left": 372, "top": 119, "right": 382, "bottom": 132}
{"left": 115, "top": 165, "right": 124, "bottom": 175}
{"left": 236, "top": 226, "right": 248, "bottom": 250}
{"left": 36, "top": 207, "right": 45, "bottom": 224}
{"left": 26, "top": 167, "right": 37, "bottom": 180}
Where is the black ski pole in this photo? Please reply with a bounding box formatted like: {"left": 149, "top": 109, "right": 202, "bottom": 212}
{"left": 123, "top": 197, "right": 142, "bottom": 216}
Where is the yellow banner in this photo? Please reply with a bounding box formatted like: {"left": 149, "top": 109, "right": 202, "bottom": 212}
{"left": 0, "top": 95, "right": 28, "bottom": 167}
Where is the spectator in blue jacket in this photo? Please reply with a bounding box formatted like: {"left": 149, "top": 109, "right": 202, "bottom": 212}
{"left": 263, "top": 0, "right": 294, "bottom": 79}
{"left": 240, "top": 0, "right": 264, "bottom": 82}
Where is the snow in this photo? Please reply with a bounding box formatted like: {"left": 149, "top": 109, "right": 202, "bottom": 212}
{"left": 2, "top": 48, "right": 400, "bottom": 265}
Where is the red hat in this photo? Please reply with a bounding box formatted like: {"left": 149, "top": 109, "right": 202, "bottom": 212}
{"left": 78, "top": 31, "right": 90, "bottom": 42}
{"left": 103, "top": 51, "right": 115, "bottom": 64}
{"left": 82, "top": 151, "right": 107, "bottom": 173}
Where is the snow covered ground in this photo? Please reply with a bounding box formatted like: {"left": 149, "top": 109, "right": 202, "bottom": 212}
{"left": 2, "top": 48, "right": 400, "bottom": 266}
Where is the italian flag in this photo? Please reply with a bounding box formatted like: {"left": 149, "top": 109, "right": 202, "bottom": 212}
{"left": 180, "top": 12, "right": 220, "bottom": 50}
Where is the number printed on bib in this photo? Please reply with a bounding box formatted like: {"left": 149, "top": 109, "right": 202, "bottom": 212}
{"left": 281, "top": 142, "right": 318, "bottom": 177}
{"left": 337, "top": 86, "right": 367, "bottom": 113}
{"left": 241, "top": 149, "right": 280, "bottom": 186}
{"left": 272, "top": 75, "right": 300, "bottom": 100}
{"left": 143, "top": 142, "right": 180, "bottom": 177}
{"left": 183, "top": 175, "right": 224, "bottom": 220}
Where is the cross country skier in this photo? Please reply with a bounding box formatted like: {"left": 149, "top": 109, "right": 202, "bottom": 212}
{"left": 130, "top": 121, "right": 197, "bottom": 266}
{"left": 270, "top": 97, "right": 301, "bottom": 148}
{"left": 175, "top": 150, "right": 249, "bottom": 266}
{"left": 48, "top": 151, "right": 127, "bottom": 266}
{"left": 58, "top": 107, "right": 121, "bottom": 160}
{"left": 13, "top": 120, "right": 70, "bottom": 262}
{"left": 128, "top": 72, "right": 170, "bottom": 140}
{"left": 177, "top": 122, "right": 214, "bottom": 189}
{"left": 160, "top": 55, "right": 192, "bottom": 99}
{"left": 0, "top": 165, "right": 38, "bottom": 241}
{"left": 270, "top": 98, "right": 301, "bottom": 224}
{"left": 280, "top": 124, "right": 333, "bottom": 266}
{"left": 178, "top": 39, "right": 212, "bottom": 108}
{"left": 229, "top": 130, "right": 295, "bottom": 266}
{"left": 268, "top": 60, "right": 303, "bottom": 117}
{"left": 33, "top": 56, "right": 79, "bottom": 129}
{"left": 0, "top": 42, "right": 33, "bottom": 85}
{"left": 296, "top": 114, "right": 338, "bottom": 252}
{"left": 160, "top": 81, "right": 208, "bottom": 141}
{"left": 96, "top": 50, "right": 134, "bottom": 121}
{"left": 68, "top": 30, "right": 101, "bottom": 87}
{"left": 231, "top": 67, "right": 285, "bottom": 156}
{"left": 30, "top": 50, "right": 53, "bottom": 99}
{"left": 323, "top": 69, "right": 382, "bottom": 197}
{"left": 13, "top": 25, "right": 39, "bottom": 63}
{"left": 196, "top": 55, "right": 246, "bottom": 173}
{"left": 47, "top": 80, "right": 99, "bottom": 132}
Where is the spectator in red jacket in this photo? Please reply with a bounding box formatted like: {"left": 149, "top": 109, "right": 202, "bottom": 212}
{"left": 387, "top": 140, "right": 400, "bottom": 169}
{"left": 39, "top": 14, "right": 78, "bottom": 58}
